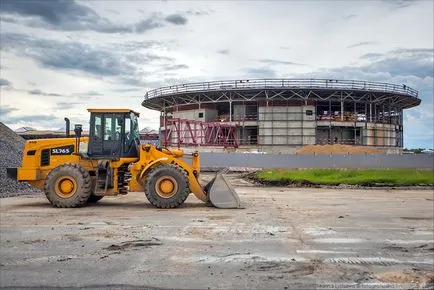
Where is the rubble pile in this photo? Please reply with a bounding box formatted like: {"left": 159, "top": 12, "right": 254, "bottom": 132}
{"left": 0, "top": 122, "right": 41, "bottom": 197}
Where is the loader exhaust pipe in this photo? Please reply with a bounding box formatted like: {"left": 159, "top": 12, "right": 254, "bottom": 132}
{"left": 64, "top": 117, "right": 70, "bottom": 137}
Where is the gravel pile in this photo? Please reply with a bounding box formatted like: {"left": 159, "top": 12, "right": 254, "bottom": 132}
{"left": 0, "top": 122, "right": 41, "bottom": 198}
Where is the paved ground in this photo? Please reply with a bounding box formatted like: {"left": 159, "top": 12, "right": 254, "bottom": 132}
{"left": 0, "top": 175, "right": 433, "bottom": 289}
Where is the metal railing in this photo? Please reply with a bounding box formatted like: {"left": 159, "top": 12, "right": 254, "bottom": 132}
{"left": 145, "top": 79, "right": 419, "bottom": 100}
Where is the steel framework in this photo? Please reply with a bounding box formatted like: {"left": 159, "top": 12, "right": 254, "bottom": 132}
{"left": 162, "top": 118, "right": 238, "bottom": 148}
{"left": 143, "top": 79, "right": 420, "bottom": 111}
{"left": 144, "top": 79, "right": 421, "bottom": 149}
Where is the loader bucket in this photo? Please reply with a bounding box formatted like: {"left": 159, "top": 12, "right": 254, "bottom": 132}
{"left": 204, "top": 170, "right": 242, "bottom": 209}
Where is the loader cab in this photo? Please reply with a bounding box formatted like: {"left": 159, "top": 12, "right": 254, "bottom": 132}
{"left": 87, "top": 109, "right": 140, "bottom": 159}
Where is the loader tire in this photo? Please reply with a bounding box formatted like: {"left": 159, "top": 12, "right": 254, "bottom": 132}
{"left": 44, "top": 163, "right": 92, "bottom": 208}
{"left": 144, "top": 164, "right": 190, "bottom": 209}
{"left": 87, "top": 194, "right": 103, "bottom": 203}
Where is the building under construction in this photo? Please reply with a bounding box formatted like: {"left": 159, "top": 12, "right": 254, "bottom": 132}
{"left": 142, "top": 79, "right": 420, "bottom": 153}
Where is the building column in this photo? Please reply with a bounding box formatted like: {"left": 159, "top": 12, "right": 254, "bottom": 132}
{"left": 341, "top": 101, "right": 344, "bottom": 121}
{"left": 229, "top": 100, "right": 232, "bottom": 122}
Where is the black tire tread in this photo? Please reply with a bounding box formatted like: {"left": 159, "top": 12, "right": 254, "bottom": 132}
{"left": 144, "top": 163, "right": 190, "bottom": 209}
{"left": 87, "top": 194, "right": 103, "bottom": 203}
{"left": 44, "top": 163, "right": 92, "bottom": 208}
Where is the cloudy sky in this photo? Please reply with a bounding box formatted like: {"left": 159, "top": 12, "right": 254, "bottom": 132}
{"left": 0, "top": 0, "right": 433, "bottom": 148}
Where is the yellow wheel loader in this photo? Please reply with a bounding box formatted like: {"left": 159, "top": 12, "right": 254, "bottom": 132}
{"left": 7, "top": 109, "right": 241, "bottom": 209}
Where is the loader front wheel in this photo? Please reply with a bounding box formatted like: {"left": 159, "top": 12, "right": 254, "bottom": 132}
{"left": 144, "top": 164, "right": 190, "bottom": 208}
{"left": 44, "top": 163, "right": 92, "bottom": 208}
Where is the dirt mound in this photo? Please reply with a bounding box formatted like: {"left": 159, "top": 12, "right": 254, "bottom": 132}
{"left": 0, "top": 122, "right": 41, "bottom": 197}
{"left": 296, "top": 144, "right": 381, "bottom": 155}
{"left": 376, "top": 269, "right": 434, "bottom": 287}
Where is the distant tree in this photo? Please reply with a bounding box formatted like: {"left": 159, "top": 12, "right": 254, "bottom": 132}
{"left": 413, "top": 148, "right": 424, "bottom": 154}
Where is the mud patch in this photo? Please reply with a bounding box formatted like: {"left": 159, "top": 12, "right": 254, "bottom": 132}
{"left": 376, "top": 269, "right": 434, "bottom": 287}
{"left": 22, "top": 239, "right": 46, "bottom": 244}
{"left": 104, "top": 239, "right": 162, "bottom": 251}
{"left": 84, "top": 232, "right": 121, "bottom": 238}
{"left": 400, "top": 217, "right": 433, "bottom": 220}
{"left": 243, "top": 260, "right": 373, "bottom": 283}
{"left": 384, "top": 243, "right": 434, "bottom": 253}
{"left": 243, "top": 261, "right": 317, "bottom": 276}
{"left": 208, "top": 215, "right": 231, "bottom": 220}
{"left": 65, "top": 235, "right": 82, "bottom": 242}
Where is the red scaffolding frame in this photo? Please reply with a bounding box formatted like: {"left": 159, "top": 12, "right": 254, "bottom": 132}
{"left": 162, "top": 118, "right": 238, "bottom": 148}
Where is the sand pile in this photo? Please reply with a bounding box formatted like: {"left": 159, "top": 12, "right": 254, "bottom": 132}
{"left": 296, "top": 144, "right": 381, "bottom": 155}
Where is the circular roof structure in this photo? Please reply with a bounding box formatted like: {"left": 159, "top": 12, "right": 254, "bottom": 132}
{"left": 142, "top": 78, "right": 420, "bottom": 111}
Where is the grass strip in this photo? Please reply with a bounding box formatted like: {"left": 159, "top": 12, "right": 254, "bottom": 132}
{"left": 255, "top": 169, "right": 434, "bottom": 186}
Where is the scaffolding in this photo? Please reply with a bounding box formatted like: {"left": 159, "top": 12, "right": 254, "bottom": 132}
{"left": 162, "top": 118, "right": 238, "bottom": 148}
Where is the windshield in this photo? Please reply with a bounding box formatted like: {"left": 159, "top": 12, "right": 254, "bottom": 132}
{"left": 130, "top": 112, "right": 139, "bottom": 140}
{"left": 123, "top": 112, "right": 140, "bottom": 153}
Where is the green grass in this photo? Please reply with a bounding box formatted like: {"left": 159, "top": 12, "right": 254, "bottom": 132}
{"left": 255, "top": 169, "right": 434, "bottom": 186}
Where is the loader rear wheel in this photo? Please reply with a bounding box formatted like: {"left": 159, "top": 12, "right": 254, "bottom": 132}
{"left": 144, "top": 164, "right": 190, "bottom": 208}
{"left": 44, "top": 163, "right": 92, "bottom": 208}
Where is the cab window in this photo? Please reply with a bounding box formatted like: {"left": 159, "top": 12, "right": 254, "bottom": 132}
{"left": 94, "top": 115, "right": 102, "bottom": 138}
{"left": 104, "top": 117, "right": 113, "bottom": 140}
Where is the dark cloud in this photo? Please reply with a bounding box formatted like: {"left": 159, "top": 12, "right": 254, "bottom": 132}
{"left": 347, "top": 41, "right": 379, "bottom": 48}
{"left": 0, "top": 78, "right": 12, "bottom": 86}
{"left": 316, "top": 48, "right": 433, "bottom": 79}
{"left": 0, "top": 15, "right": 18, "bottom": 23}
{"left": 86, "top": 91, "right": 103, "bottom": 96}
{"left": 55, "top": 101, "right": 80, "bottom": 110}
{"left": 258, "top": 59, "right": 305, "bottom": 66}
{"left": 217, "top": 49, "right": 230, "bottom": 55}
{"left": 28, "top": 89, "right": 62, "bottom": 97}
{"left": 1, "top": 33, "right": 136, "bottom": 78}
{"left": 1, "top": 105, "right": 60, "bottom": 126}
{"left": 0, "top": 105, "right": 19, "bottom": 116}
{"left": 360, "top": 53, "right": 383, "bottom": 60}
{"left": 113, "top": 88, "right": 143, "bottom": 93}
{"left": 125, "top": 53, "right": 174, "bottom": 64}
{"left": 245, "top": 67, "right": 276, "bottom": 78}
{"left": 1, "top": 0, "right": 97, "bottom": 25}
{"left": 164, "top": 14, "right": 188, "bottom": 25}
{"left": 186, "top": 9, "right": 212, "bottom": 16}
{"left": 381, "top": 0, "right": 418, "bottom": 10}
{"left": 358, "top": 49, "right": 434, "bottom": 78}
{"left": 106, "top": 9, "right": 120, "bottom": 15}
{"left": 0, "top": 0, "right": 188, "bottom": 33}
{"left": 72, "top": 90, "right": 104, "bottom": 99}
{"left": 135, "top": 18, "right": 164, "bottom": 33}
{"left": 13, "top": 114, "right": 61, "bottom": 123}
{"left": 164, "top": 64, "right": 188, "bottom": 70}
{"left": 0, "top": 0, "right": 129, "bottom": 33}
{"left": 0, "top": 33, "right": 183, "bottom": 86}
{"left": 343, "top": 14, "right": 357, "bottom": 20}
{"left": 289, "top": 47, "right": 433, "bottom": 148}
